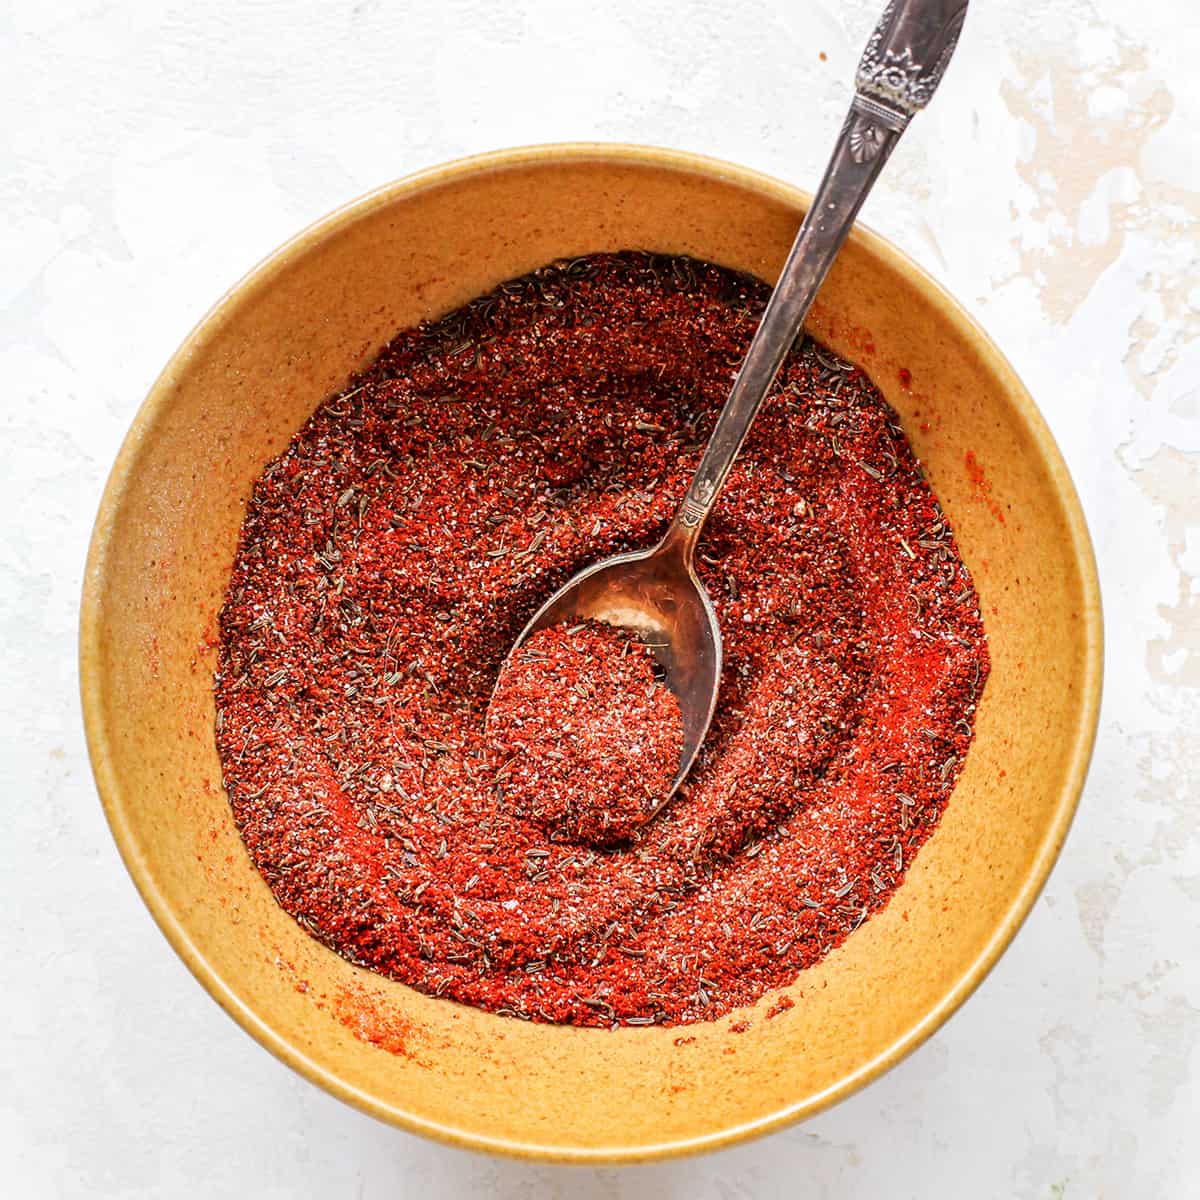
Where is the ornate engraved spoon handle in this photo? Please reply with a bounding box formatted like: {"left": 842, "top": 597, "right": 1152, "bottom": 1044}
{"left": 662, "top": 0, "right": 969, "bottom": 561}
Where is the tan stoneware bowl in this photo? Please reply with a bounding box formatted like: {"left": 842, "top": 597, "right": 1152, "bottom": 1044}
{"left": 81, "top": 144, "right": 1102, "bottom": 1161}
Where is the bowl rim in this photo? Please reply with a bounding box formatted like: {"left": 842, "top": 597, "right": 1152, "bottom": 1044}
{"left": 79, "top": 140, "right": 1104, "bottom": 1162}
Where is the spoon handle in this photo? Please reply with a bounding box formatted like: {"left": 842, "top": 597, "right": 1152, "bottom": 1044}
{"left": 661, "top": 0, "right": 968, "bottom": 564}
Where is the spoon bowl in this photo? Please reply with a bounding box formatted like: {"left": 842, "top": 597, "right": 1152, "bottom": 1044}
{"left": 508, "top": 534, "right": 722, "bottom": 807}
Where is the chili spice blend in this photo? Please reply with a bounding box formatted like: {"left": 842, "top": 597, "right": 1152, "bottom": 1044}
{"left": 215, "top": 251, "right": 990, "bottom": 1027}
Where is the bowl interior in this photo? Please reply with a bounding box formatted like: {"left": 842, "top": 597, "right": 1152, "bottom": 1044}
{"left": 81, "top": 146, "right": 1101, "bottom": 1161}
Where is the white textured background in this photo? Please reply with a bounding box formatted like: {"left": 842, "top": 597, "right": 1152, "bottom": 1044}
{"left": 3, "top": 0, "right": 1197, "bottom": 1195}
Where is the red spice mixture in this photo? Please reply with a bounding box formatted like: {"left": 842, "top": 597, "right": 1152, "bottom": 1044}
{"left": 215, "top": 252, "right": 990, "bottom": 1027}
{"left": 486, "top": 620, "right": 684, "bottom": 848}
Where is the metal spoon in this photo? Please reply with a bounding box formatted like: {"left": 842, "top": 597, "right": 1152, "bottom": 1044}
{"left": 495, "top": 0, "right": 969, "bottom": 813}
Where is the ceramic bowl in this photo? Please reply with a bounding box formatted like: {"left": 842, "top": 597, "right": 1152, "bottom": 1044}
{"left": 80, "top": 144, "right": 1102, "bottom": 1161}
